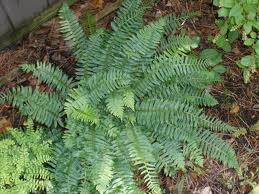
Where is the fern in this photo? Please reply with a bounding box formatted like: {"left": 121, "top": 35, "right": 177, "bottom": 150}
{"left": 0, "top": 119, "right": 52, "bottom": 194}
{"left": 1, "top": 86, "right": 64, "bottom": 127}
{"left": 21, "top": 61, "right": 74, "bottom": 96}
{"left": 59, "top": 3, "right": 87, "bottom": 59}
{"left": 0, "top": 1, "right": 239, "bottom": 193}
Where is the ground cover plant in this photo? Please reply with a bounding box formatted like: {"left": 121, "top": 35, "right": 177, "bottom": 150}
{"left": 0, "top": 0, "right": 240, "bottom": 193}
{"left": 0, "top": 119, "right": 52, "bottom": 194}
{"left": 212, "top": 0, "right": 259, "bottom": 83}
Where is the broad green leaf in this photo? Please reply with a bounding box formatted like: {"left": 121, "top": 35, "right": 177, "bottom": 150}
{"left": 243, "top": 3, "right": 258, "bottom": 13}
{"left": 218, "top": 20, "right": 229, "bottom": 35}
{"left": 247, "top": 12, "right": 256, "bottom": 20}
{"left": 250, "top": 32, "right": 257, "bottom": 39}
{"left": 219, "top": 0, "right": 235, "bottom": 8}
{"left": 253, "top": 22, "right": 259, "bottom": 30}
{"left": 213, "top": 65, "right": 227, "bottom": 74}
{"left": 234, "top": 14, "right": 244, "bottom": 24}
{"left": 191, "top": 36, "right": 200, "bottom": 48}
{"left": 200, "top": 49, "right": 222, "bottom": 65}
{"left": 243, "top": 23, "right": 252, "bottom": 34}
{"left": 228, "top": 31, "right": 239, "bottom": 43}
{"left": 244, "top": 38, "right": 254, "bottom": 46}
{"left": 213, "top": 0, "right": 220, "bottom": 6}
{"left": 218, "top": 7, "right": 229, "bottom": 17}
{"left": 253, "top": 40, "right": 259, "bottom": 55}
{"left": 215, "top": 35, "right": 232, "bottom": 52}
{"left": 246, "top": 0, "right": 258, "bottom": 4}
{"left": 239, "top": 55, "right": 255, "bottom": 68}
{"left": 229, "top": 4, "right": 243, "bottom": 18}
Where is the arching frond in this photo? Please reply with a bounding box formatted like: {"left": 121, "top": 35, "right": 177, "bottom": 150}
{"left": 159, "top": 34, "right": 198, "bottom": 56}
{"left": 125, "top": 127, "right": 162, "bottom": 194}
{"left": 197, "top": 130, "right": 238, "bottom": 169}
{"left": 134, "top": 56, "right": 212, "bottom": 96}
{"left": 59, "top": 3, "right": 87, "bottom": 58}
{"left": 21, "top": 62, "right": 73, "bottom": 96}
{"left": 3, "top": 87, "right": 63, "bottom": 127}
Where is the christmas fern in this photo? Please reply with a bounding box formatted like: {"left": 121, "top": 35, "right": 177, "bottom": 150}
{"left": 0, "top": 0, "right": 239, "bottom": 193}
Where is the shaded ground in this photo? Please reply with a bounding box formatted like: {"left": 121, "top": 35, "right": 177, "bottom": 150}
{"left": 0, "top": 0, "right": 258, "bottom": 193}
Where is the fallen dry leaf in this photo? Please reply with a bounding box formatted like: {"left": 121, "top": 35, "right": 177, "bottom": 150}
{"left": 0, "top": 117, "right": 12, "bottom": 133}
{"left": 230, "top": 103, "right": 240, "bottom": 114}
{"left": 90, "top": 0, "right": 104, "bottom": 9}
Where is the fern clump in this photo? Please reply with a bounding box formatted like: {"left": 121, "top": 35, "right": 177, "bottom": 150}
{"left": 0, "top": 0, "right": 238, "bottom": 193}
{"left": 0, "top": 119, "right": 52, "bottom": 194}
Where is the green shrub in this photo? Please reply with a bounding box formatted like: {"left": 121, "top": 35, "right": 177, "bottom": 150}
{"left": 213, "top": 0, "right": 259, "bottom": 83}
{"left": 0, "top": 119, "right": 52, "bottom": 194}
{"left": 1, "top": 0, "right": 238, "bottom": 193}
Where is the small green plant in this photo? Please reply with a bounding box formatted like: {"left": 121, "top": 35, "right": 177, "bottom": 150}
{"left": 0, "top": 1, "right": 239, "bottom": 193}
{"left": 213, "top": 0, "right": 259, "bottom": 83}
{"left": 0, "top": 119, "right": 52, "bottom": 194}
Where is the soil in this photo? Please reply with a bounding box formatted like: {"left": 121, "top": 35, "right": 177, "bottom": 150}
{"left": 0, "top": 0, "right": 258, "bottom": 193}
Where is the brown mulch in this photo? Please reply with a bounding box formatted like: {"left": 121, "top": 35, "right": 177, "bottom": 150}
{"left": 0, "top": 0, "right": 258, "bottom": 193}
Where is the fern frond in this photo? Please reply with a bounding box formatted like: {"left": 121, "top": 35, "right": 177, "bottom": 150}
{"left": 137, "top": 98, "right": 234, "bottom": 133}
{"left": 171, "top": 71, "right": 222, "bottom": 89}
{"left": 3, "top": 87, "right": 63, "bottom": 127}
{"left": 106, "top": 9, "right": 145, "bottom": 71}
{"left": 111, "top": 0, "right": 144, "bottom": 32}
{"left": 183, "top": 141, "right": 204, "bottom": 167}
{"left": 86, "top": 69, "right": 131, "bottom": 103}
{"left": 136, "top": 99, "right": 201, "bottom": 129}
{"left": 93, "top": 153, "right": 114, "bottom": 194}
{"left": 50, "top": 145, "right": 82, "bottom": 193}
{"left": 106, "top": 161, "right": 143, "bottom": 194}
{"left": 125, "top": 127, "right": 161, "bottom": 194}
{"left": 21, "top": 61, "right": 73, "bottom": 96}
{"left": 197, "top": 130, "right": 238, "bottom": 169}
{"left": 123, "top": 89, "right": 135, "bottom": 110}
{"left": 115, "top": 0, "right": 143, "bottom": 21}
{"left": 159, "top": 34, "right": 198, "bottom": 56}
{"left": 152, "top": 123, "right": 195, "bottom": 142}
{"left": 106, "top": 93, "right": 124, "bottom": 119}
{"left": 198, "top": 113, "right": 236, "bottom": 132}
{"left": 78, "top": 28, "right": 109, "bottom": 78}
{"left": 121, "top": 17, "right": 166, "bottom": 74}
{"left": 154, "top": 141, "right": 186, "bottom": 176}
{"left": 106, "top": 139, "right": 142, "bottom": 193}
{"left": 134, "top": 56, "right": 211, "bottom": 96}
{"left": 65, "top": 88, "right": 99, "bottom": 124}
{"left": 164, "top": 12, "right": 198, "bottom": 33}
{"left": 59, "top": 3, "right": 87, "bottom": 58}
{"left": 149, "top": 84, "right": 218, "bottom": 107}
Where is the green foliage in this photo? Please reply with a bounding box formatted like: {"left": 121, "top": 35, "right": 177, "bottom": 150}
{"left": 1, "top": 86, "right": 64, "bottom": 127}
{"left": 200, "top": 49, "right": 223, "bottom": 66}
{"left": 0, "top": 1, "right": 239, "bottom": 193}
{"left": 21, "top": 61, "right": 74, "bottom": 97}
{"left": 0, "top": 119, "right": 52, "bottom": 194}
{"left": 213, "top": 0, "right": 259, "bottom": 83}
{"left": 80, "top": 11, "right": 96, "bottom": 36}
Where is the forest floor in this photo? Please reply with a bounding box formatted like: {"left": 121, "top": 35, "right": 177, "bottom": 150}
{"left": 0, "top": 0, "right": 258, "bottom": 193}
